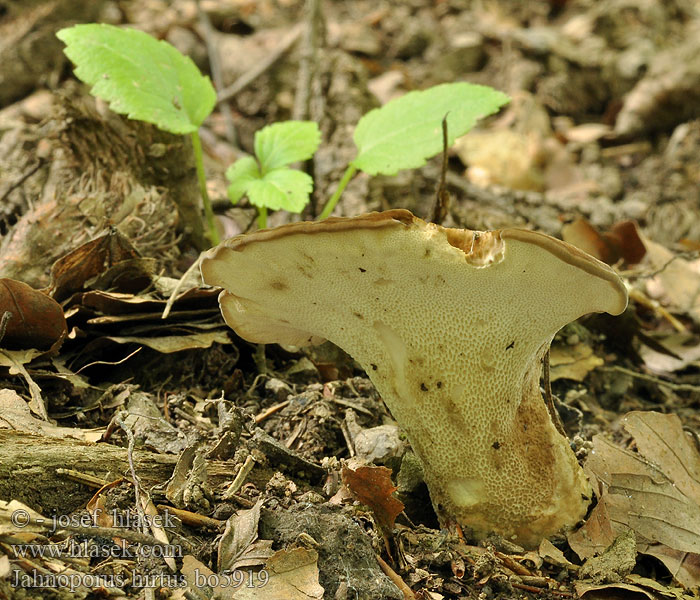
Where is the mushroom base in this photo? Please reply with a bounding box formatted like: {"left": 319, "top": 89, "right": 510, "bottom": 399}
{"left": 396, "top": 346, "right": 591, "bottom": 548}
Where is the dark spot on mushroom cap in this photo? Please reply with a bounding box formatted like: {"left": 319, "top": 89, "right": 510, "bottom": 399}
{"left": 492, "top": 441, "right": 501, "bottom": 450}
{"left": 420, "top": 383, "right": 428, "bottom": 391}
{"left": 270, "top": 280, "right": 287, "bottom": 290}
{"left": 370, "top": 363, "right": 378, "bottom": 370}
{"left": 359, "top": 267, "right": 366, "bottom": 273}
{"left": 437, "top": 381, "right": 442, "bottom": 389}
{"left": 353, "top": 312, "right": 364, "bottom": 319}
{"left": 506, "top": 341, "right": 515, "bottom": 350}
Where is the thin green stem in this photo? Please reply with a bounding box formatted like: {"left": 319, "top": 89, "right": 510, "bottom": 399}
{"left": 257, "top": 206, "right": 268, "bottom": 230}
{"left": 190, "top": 131, "right": 220, "bottom": 246}
{"left": 318, "top": 164, "right": 357, "bottom": 220}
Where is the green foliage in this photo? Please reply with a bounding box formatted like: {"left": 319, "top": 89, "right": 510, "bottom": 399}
{"left": 351, "top": 82, "right": 509, "bottom": 176}
{"left": 226, "top": 121, "right": 321, "bottom": 214}
{"left": 318, "top": 82, "right": 509, "bottom": 219}
{"left": 57, "top": 24, "right": 216, "bottom": 135}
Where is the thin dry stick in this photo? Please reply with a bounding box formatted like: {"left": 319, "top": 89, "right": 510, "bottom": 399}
{"left": 196, "top": 0, "right": 236, "bottom": 145}
{"left": 292, "top": 0, "right": 323, "bottom": 122}
{"left": 115, "top": 411, "right": 147, "bottom": 535}
{"left": 161, "top": 254, "right": 202, "bottom": 320}
{"left": 217, "top": 24, "right": 303, "bottom": 103}
{"left": 604, "top": 364, "right": 700, "bottom": 393}
{"left": 429, "top": 115, "right": 450, "bottom": 224}
{"left": 0, "top": 311, "right": 12, "bottom": 344}
{"left": 223, "top": 454, "right": 256, "bottom": 499}
{"left": 254, "top": 399, "right": 291, "bottom": 424}
{"left": 375, "top": 554, "right": 415, "bottom": 600}
{"left": 542, "top": 349, "right": 566, "bottom": 437}
{"left": 55, "top": 469, "right": 108, "bottom": 489}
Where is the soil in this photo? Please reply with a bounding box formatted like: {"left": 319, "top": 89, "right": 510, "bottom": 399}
{"left": 1, "top": 1, "right": 700, "bottom": 599}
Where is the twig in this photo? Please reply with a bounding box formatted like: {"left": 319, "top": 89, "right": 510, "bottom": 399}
{"left": 603, "top": 365, "right": 700, "bottom": 393}
{"left": 292, "top": 0, "right": 323, "bottom": 122}
{"left": 115, "top": 411, "right": 147, "bottom": 534}
{"left": 55, "top": 468, "right": 109, "bottom": 489}
{"left": 0, "top": 159, "right": 43, "bottom": 203}
{"left": 223, "top": 455, "right": 256, "bottom": 499}
{"left": 217, "top": 24, "right": 303, "bottom": 103}
{"left": 542, "top": 349, "right": 566, "bottom": 436}
{"left": 161, "top": 254, "right": 203, "bottom": 320}
{"left": 429, "top": 115, "right": 450, "bottom": 224}
{"left": 196, "top": 0, "right": 236, "bottom": 145}
{"left": 0, "top": 311, "right": 12, "bottom": 345}
{"left": 375, "top": 554, "right": 415, "bottom": 600}
{"left": 254, "top": 399, "right": 291, "bottom": 424}
{"left": 156, "top": 504, "right": 225, "bottom": 530}
{"left": 511, "top": 582, "right": 573, "bottom": 597}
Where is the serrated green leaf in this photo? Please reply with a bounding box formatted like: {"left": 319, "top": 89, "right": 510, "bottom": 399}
{"left": 247, "top": 169, "right": 313, "bottom": 213}
{"left": 351, "top": 82, "right": 509, "bottom": 176}
{"left": 255, "top": 121, "right": 321, "bottom": 172}
{"left": 57, "top": 24, "right": 216, "bottom": 135}
{"left": 226, "top": 156, "right": 261, "bottom": 203}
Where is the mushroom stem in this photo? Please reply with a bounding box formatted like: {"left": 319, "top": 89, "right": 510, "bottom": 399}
{"left": 201, "top": 210, "right": 628, "bottom": 547}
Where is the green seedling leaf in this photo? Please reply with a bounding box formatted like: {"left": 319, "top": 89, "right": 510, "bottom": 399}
{"left": 255, "top": 121, "right": 321, "bottom": 171}
{"left": 226, "top": 156, "right": 261, "bottom": 203}
{"left": 352, "top": 82, "right": 509, "bottom": 176}
{"left": 226, "top": 120, "right": 320, "bottom": 214}
{"left": 57, "top": 24, "right": 216, "bottom": 135}
{"left": 247, "top": 170, "right": 314, "bottom": 212}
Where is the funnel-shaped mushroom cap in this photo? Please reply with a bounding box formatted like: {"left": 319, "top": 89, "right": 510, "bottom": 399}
{"left": 202, "top": 210, "right": 627, "bottom": 545}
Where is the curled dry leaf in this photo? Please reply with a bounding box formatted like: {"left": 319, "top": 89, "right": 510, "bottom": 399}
{"left": 342, "top": 463, "right": 404, "bottom": 534}
{"left": 561, "top": 218, "right": 645, "bottom": 266}
{"left": 571, "top": 411, "right": 700, "bottom": 589}
{"left": 48, "top": 228, "right": 149, "bottom": 301}
{"left": 0, "top": 278, "right": 67, "bottom": 350}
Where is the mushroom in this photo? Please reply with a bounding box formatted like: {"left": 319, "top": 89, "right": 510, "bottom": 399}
{"left": 201, "top": 209, "right": 627, "bottom": 547}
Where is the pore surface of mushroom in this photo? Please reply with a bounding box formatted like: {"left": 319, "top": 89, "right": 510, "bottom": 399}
{"left": 201, "top": 210, "right": 628, "bottom": 547}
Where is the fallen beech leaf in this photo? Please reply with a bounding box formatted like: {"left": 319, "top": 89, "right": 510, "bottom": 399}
{"left": 549, "top": 342, "right": 603, "bottom": 382}
{"left": 183, "top": 547, "right": 324, "bottom": 600}
{"left": 0, "top": 388, "right": 102, "bottom": 440}
{"left": 218, "top": 500, "right": 271, "bottom": 573}
{"left": 622, "top": 412, "right": 700, "bottom": 505}
{"left": 572, "top": 411, "right": 700, "bottom": 589}
{"left": 562, "top": 218, "right": 645, "bottom": 266}
{"left": 639, "top": 545, "right": 700, "bottom": 591}
{"left": 0, "top": 278, "right": 67, "bottom": 350}
{"left": 342, "top": 463, "right": 404, "bottom": 533}
{"left": 643, "top": 237, "right": 700, "bottom": 323}
{"left": 48, "top": 228, "right": 148, "bottom": 301}
{"left": 639, "top": 333, "right": 700, "bottom": 374}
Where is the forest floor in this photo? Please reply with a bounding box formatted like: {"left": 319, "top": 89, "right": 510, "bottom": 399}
{"left": 1, "top": 0, "right": 700, "bottom": 599}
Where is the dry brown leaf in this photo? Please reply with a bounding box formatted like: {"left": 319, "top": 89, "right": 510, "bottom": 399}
{"left": 182, "top": 547, "right": 324, "bottom": 600}
{"left": 218, "top": 499, "right": 264, "bottom": 573}
{"left": 0, "top": 388, "right": 104, "bottom": 440}
{"left": 562, "top": 218, "right": 645, "bottom": 266}
{"left": 48, "top": 229, "right": 147, "bottom": 301}
{"left": 342, "top": 463, "right": 404, "bottom": 533}
{"left": 0, "top": 278, "right": 67, "bottom": 350}
{"left": 549, "top": 342, "right": 603, "bottom": 382}
{"left": 639, "top": 333, "right": 700, "bottom": 374}
{"left": 573, "top": 411, "right": 700, "bottom": 588}
{"left": 622, "top": 412, "right": 700, "bottom": 505}
{"left": 643, "top": 237, "right": 700, "bottom": 323}
{"left": 101, "top": 331, "right": 231, "bottom": 353}
{"left": 640, "top": 544, "right": 700, "bottom": 591}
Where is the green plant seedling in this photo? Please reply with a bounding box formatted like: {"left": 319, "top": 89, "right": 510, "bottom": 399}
{"left": 56, "top": 24, "right": 220, "bottom": 244}
{"left": 226, "top": 121, "right": 321, "bottom": 229}
{"left": 318, "top": 82, "right": 509, "bottom": 219}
